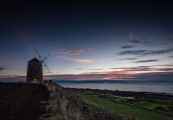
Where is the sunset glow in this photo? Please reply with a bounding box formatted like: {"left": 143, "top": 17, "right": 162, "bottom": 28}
{"left": 0, "top": 1, "right": 173, "bottom": 82}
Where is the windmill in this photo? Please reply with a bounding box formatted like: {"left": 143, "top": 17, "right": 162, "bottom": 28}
{"left": 26, "top": 48, "right": 50, "bottom": 83}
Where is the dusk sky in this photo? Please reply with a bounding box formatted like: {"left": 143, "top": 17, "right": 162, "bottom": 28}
{"left": 0, "top": 0, "right": 173, "bottom": 81}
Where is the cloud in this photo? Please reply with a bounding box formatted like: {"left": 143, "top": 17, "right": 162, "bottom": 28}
{"left": 54, "top": 48, "right": 93, "bottom": 63}
{"left": 0, "top": 67, "right": 7, "bottom": 71}
{"left": 141, "top": 40, "right": 168, "bottom": 46}
{"left": 110, "top": 66, "right": 151, "bottom": 70}
{"left": 76, "top": 68, "right": 84, "bottom": 70}
{"left": 127, "top": 37, "right": 173, "bottom": 47}
{"left": 118, "top": 57, "right": 137, "bottom": 60}
{"left": 76, "top": 68, "right": 103, "bottom": 71}
{"left": 0, "top": 75, "right": 25, "bottom": 81}
{"left": 157, "top": 68, "right": 173, "bottom": 71}
{"left": 109, "top": 65, "right": 173, "bottom": 73}
{"left": 121, "top": 45, "right": 133, "bottom": 49}
{"left": 119, "top": 48, "right": 173, "bottom": 56}
{"left": 88, "top": 68, "right": 103, "bottom": 70}
{"left": 109, "top": 66, "right": 154, "bottom": 72}
{"left": 55, "top": 48, "right": 85, "bottom": 55}
{"left": 119, "top": 50, "right": 147, "bottom": 55}
{"left": 133, "top": 59, "right": 159, "bottom": 63}
{"left": 130, "top": 39, "right": 141, "bottom": 43}
{"left": 17, "top": 57, "right": 32, "bottom": 61}
{"left": 140, "top": 38, "right": 173, "bottom": 47}
{"left": 69, "top": 58, "right": 93, "bottom": 63}
{"left": 45, "top": 73, "right": 133, "bottom": 80}
{"left": 154, "top": 64, "right": 173, "bottom": 67}
{"left": 58, "top": 56, "right": 94, "bottom": 63}
{"left": 44, "top": 70, "right": 173, "bottom": 81}
{"left": 1, "top": 71, "right": 172, "bottom": 82}
{"left": 169, "top": 56, "right": 173, "bottom": 58}
{"left": 1, "top": 68, "right": 173, "bottom": 81}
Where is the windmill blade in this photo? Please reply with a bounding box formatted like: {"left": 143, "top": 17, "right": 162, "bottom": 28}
{"left": 43, "top": 62, "right": 50, "bottom": 72}
{"left": 42, "top": 53, "right": 51, "bottom": 72}
{"left": 42, "top": 53, "right": 50, "bottom": 62}
{"left": 34, "top": 47, "right": 42, "bottom": 60}
{"left": 33, "top": 47, "right": 51, "bottom": 72}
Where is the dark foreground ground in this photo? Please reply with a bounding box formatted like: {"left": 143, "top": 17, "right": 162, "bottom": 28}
{"left": 0, "top": 82, "right": 133, "bottom": 120}
{"left": 1, "top": 82, "right": 173, "bottom": 120}
{"left": 0, "top": 83, "right": 49, "bottom": 120}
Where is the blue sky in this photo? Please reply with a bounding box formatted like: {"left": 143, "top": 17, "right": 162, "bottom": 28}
{"left": 0, "top": 0, "right": 173, "bottom": 81}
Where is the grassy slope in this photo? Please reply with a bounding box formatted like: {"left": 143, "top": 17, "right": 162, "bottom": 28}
{"left": 108, "top": 94, "right": 173, "bottom": 115}
{"left": 78, "top": 91, "right": 173, "bottom": 120}
{"left": 133, "top": 100, "right": 173, "bottom": 114}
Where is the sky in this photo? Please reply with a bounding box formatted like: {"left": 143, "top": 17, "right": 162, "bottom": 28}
{"left": 0, "top": 0, "right": 173, "bottom": 81}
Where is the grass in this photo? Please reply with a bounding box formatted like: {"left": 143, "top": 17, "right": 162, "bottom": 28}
{"left": 78, "top": 91, "right": 173, "bottom": 120}
{"left": 99, "top": 93, "right": 173, "bottom": 115}
{"left": 134, "top": 101, "right": 167, "bottom": 110}
{"left": 117, "top": 98, "right": 173, "bottom": 115}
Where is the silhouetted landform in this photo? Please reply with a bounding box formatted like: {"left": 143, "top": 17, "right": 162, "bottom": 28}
{"left": 0, "top": 83, "right": 49, "bottom": 120}
{"left": 54, "top": 79, "right": 173, "bottom": 83}
{"left": 1, "top": 82, "right": 173, "bottom": 120}
{"left": 0, "top": 82, "right": 133, "bottom": 120}
{"left": 33, "top": 81, "right": 173, "bottom": 120}
{"left": 42, "top": 81, "right": 133, "bottom": 120}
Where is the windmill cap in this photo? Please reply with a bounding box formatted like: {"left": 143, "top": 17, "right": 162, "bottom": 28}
{"left": 28, "top": 57, "right": 41, "bottom": 63}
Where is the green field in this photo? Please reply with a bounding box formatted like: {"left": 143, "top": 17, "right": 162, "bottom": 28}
{"left": 102, "top": 94, "right": 173, "bottom": 115}
{"left": 78, "top": 91, "right": 173, "bottom": 120}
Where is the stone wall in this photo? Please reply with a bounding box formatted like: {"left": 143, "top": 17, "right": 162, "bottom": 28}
{"left": 39, "top": 81, "right": 134, "bottom": 120}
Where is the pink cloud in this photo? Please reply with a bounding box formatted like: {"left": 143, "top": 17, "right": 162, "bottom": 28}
{"left": 55, "top": 48, "right": 85, "bottom": 55}
{"left": 17, "top": 57, "right": 33, "bottom": 61}
{"left": 58, "top": 56, "right": 94, "bottom": 63}
{"left": 44, "top": 71, "right": 173, "bottom": 81}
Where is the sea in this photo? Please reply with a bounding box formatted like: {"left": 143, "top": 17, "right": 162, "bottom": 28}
{"left": 56, "top": 82, "right": 173, "bottom": 94}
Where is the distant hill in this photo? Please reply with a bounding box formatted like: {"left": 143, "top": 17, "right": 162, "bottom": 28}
{"left": 53, "top": 79, "right": 173, "bottom": 84}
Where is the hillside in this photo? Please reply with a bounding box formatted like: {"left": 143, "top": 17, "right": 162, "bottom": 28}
{"left": 1, "top": 82, "right": 173, "bottom": 120}
{"left": 0, "top": 83, "right": 49, "bottom": 120}
{"left": 0, "top": 82, "right": 132, "bottom": 120}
